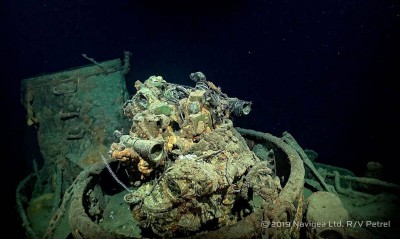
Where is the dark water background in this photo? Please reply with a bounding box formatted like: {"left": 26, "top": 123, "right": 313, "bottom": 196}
{"left": 2, "top": 0, "right": 399, "bottom": 236}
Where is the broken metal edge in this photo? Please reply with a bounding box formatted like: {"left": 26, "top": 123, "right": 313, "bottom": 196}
{"left": 21, "top": 59, "right": 122, "bottom": 89}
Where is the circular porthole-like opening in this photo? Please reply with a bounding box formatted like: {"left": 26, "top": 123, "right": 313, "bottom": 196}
{"left": 149, "top": 143, "right": 164, "bottom": 162}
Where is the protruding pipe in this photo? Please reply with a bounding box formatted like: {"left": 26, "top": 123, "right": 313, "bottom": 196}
{"left": 229, "top": 98, "right": 252, "bottom": 116}
{"left": 119, "top": 135, "right": 165, "bottom": 166}
{"left": 189, "top": 71, "right": 206, "bottom": 83}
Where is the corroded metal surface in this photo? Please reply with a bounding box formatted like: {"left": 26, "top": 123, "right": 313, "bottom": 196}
{"left": 68, "top": 128, "right": 305, "bottom": 238}
{"left": 19, "top": 59, "right": 130, "bottom": 238}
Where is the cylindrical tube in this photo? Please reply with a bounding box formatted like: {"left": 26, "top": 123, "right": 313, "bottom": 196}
{"left": 190, "top": 71, "right": 207, "bottom": 83}
{"left": 119, "top": 135, "right": 166, "bottom": 166}
{"left": 228, "top": 98, "right": 252, "bottom": 116}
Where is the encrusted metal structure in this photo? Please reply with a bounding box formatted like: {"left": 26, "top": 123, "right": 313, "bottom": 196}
{"left": 67, "top": 74, "right": 305, "bottom": 238}
{"left": 17, "top": 59, "right": 399, "bottom": 239}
